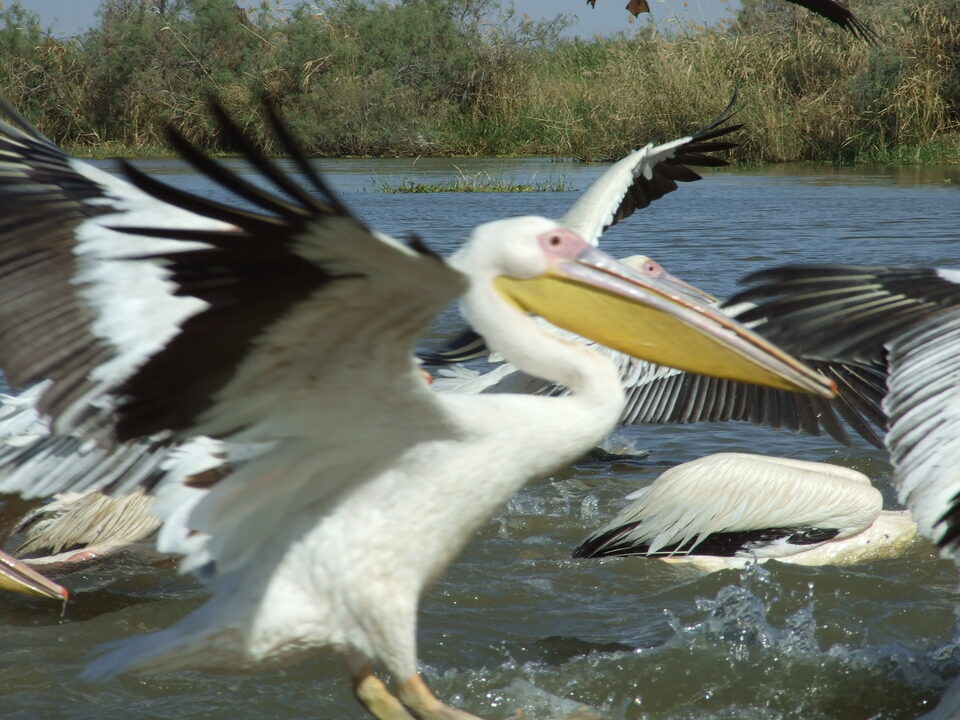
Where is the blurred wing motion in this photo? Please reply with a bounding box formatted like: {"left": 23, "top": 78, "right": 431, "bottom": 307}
{"left": 586, "top": 0, "right": 878, "bottom": 43}
{"left": 0, "top": 95, "right": 831, "bottom": 720}
{"left": 573, "top": 452, "right": 915, "bottom": 569}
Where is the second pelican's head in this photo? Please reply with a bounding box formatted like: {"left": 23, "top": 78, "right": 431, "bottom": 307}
{"left": 453, "top": 217, "right": 834, "bottom": 398}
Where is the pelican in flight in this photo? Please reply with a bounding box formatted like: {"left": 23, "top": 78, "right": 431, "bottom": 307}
{"left": 0, "top": 98, "right": 741, "bottom": 601}
{"left": 574, "top": 452, "right": 916, "bottom": 571}
{"left": 0, "top": 96, "right": 833, "bottom": 719}
{"left": 729, "top": 264, "right": 960, "bottom": 720}
{"left": 587, "top": 0, "right": 878, "bottom": 43}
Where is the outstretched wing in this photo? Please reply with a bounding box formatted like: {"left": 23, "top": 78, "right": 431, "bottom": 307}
{"left": 559, "top": 95, "right": 741, "bottom": 245}
{"left": 421, "top": 306, "right": 886, "bottom": 448}
{"left": 0, "top": 98, "right": 465, "bottom": 511}
{"left": 732, "top": 263, "right": 960, "bottom": 556}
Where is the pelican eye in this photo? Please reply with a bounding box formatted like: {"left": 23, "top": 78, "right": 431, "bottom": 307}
{"left": 644, "top": 261, "right": 664, "bottom": 278}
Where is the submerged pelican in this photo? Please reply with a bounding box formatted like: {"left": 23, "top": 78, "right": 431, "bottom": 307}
{"left": 574, "top": 452, "right": 916, "bottom": 571}
{"left": 0, "top": 97, "right": 833, "bottom": 719}
{"left": 730, "top": 264, "right": 960, "bottom": 720}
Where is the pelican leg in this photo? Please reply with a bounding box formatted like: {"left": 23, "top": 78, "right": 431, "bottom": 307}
{"left": 353, "top": 665, "right": 418, "bottom": 720}
{"left": 397, "top": 673, "right": 484, "bottom": 720}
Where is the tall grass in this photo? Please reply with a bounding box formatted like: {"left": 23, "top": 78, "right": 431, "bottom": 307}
{"left": 0, "top": 0, "right": 956, "bottom": 162}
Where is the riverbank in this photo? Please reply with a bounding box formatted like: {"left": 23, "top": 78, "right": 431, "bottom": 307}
{"left": 1, "top": 0, "right": 957, "bottom": 163}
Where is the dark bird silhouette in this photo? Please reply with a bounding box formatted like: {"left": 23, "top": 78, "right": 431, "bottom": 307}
{"left": 587, "top": 0, "right": 878, "bottom": 44}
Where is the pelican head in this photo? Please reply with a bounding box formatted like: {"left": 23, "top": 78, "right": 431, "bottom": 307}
{"left": 454, "top": 216, "right": 834, "bottom": 398}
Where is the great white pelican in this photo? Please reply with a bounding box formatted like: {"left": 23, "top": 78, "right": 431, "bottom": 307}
{"left": 0, "top": 97, "right": 833, "bottom": 719}
{"left": 0, "top": 98, "right": 742, "bottom": 599}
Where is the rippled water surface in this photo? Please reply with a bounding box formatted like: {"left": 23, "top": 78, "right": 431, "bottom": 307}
{"left": 2, "top": 160, "right": 960, "bottom": 720}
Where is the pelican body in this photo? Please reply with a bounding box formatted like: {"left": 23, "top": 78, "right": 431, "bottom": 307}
{"left": 0, "top": 97, "right": 833, "bottom": 719}
{"left": 574, "top": 453, "right": 916, "bottom": 571}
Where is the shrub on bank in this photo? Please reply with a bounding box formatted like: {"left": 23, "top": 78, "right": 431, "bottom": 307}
{"left": 0, "top": 0, "right": 956, "bottom": 162}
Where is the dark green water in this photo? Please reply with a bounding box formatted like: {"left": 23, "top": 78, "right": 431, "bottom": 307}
{"left": 1, "top": 160, "right": 959, "bottom": 720}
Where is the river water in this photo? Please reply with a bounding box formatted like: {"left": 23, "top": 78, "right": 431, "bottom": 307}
{"left": 1, "top": 159, "right": 959, "bottom": 720}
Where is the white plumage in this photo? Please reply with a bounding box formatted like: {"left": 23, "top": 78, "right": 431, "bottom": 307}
{"left": 574, "top": 452, "right": 916, "bottom": 571}
{"left": 0, "top": 96, "right": 834, "bottom": 720}
{"left": 0, "top": 100, "right": 741, "bottom": 601}
{"left": 732, "top": 263, "right": 960, "bottom": 720}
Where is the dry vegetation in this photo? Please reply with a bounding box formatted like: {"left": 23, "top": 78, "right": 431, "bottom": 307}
{"left": 0, "top": 0, "right": 957, "bottom": 162}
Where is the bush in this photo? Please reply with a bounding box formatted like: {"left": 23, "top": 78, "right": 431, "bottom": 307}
{"left": 0, "top": 0, "right": 955, "bottom": 162}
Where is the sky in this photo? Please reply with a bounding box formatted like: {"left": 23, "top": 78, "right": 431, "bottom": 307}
{"left": 15, "top": 0, "right": 733, "bottom": 39}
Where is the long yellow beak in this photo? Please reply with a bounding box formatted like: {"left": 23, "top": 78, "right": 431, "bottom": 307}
{"left": 0, "top": 549, "right": 69, "bottom": 601}
{"left": 495, "top": 246, "right": 835, "bottom": 397}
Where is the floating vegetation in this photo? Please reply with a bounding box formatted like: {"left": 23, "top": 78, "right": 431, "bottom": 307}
{"left": 375, "top": 170, "right": 574, "bottom": 193}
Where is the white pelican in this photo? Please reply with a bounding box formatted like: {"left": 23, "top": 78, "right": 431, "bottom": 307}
{"left": 574, "top": 452, "right": 916, "bottom": 571}
{"left": 0, "top": 96, "right": 833, "bottom": 719}
{"left": 422, "top": 97, "right": 884, "bottom": 449}
{"left": 0, "top": 100, "right": 740, "bottom": 600}
{"left": 587, "top": 0, "right": 878, "bottom": 43}
{"left": 729, "top": 264, "right": 960, "bottom": 720}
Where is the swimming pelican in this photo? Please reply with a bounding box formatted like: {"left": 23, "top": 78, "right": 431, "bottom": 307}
{"left": 574, "top": 452, "right": 916, "bottom": 571}
{"left": 587, "top": 0, "right": 878, "bottom": 43}
{"left": 729, "top": 264, "right": 960, "bottom": 720}
{"left": 0, "top": 96, "right": 833, "bottom": 719}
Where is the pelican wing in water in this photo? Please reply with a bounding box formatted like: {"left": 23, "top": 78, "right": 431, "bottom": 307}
{"left": 0, "top": 96, "right": 832, "bottom": 719}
